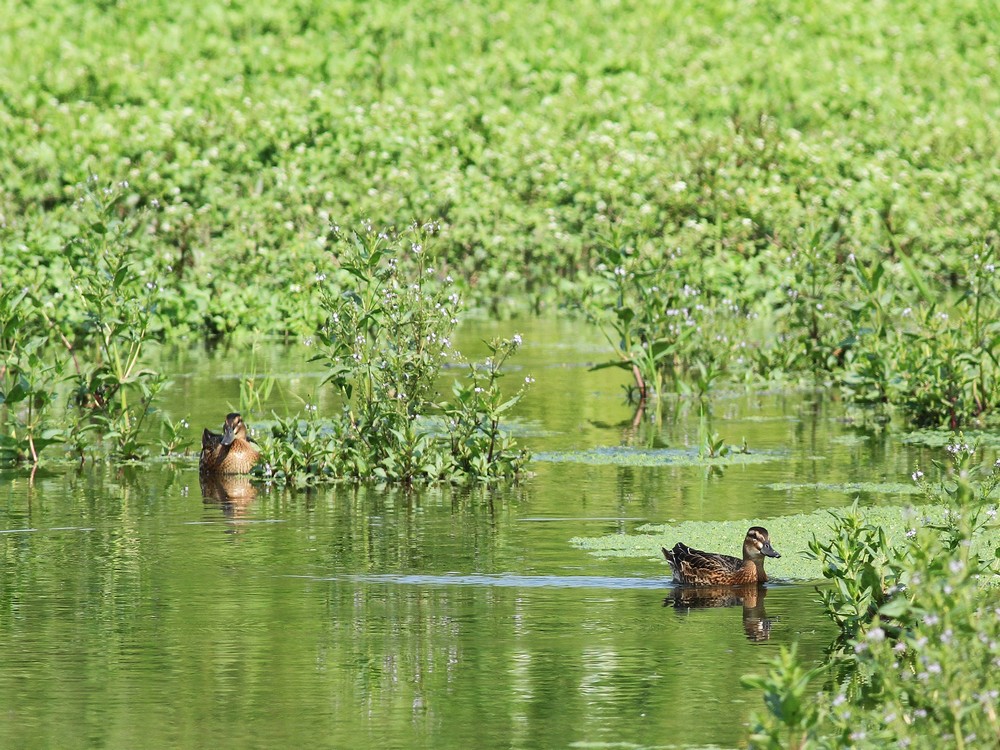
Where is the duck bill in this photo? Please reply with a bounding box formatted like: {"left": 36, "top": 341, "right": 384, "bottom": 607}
{"left": 221, "top": 423, "right": 236, "bottom": 446}
{"left": 762, "top": 543, "right": 781, "bottom": 559}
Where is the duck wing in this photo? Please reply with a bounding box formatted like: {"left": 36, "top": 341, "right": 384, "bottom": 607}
{"left": 663, "top": 542, "right": 743, "bottom": 579}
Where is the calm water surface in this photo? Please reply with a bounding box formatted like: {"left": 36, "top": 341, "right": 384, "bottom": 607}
{"left": 0, "top": 319, "right": 929, "bottom": 749}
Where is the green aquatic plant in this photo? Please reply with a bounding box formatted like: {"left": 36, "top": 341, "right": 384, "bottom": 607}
{"left": 838, "top": 246, "right": 1000, "bottom": 429}
{"left": 741, "top": 643, "right": 829, "bottom": 750}
{"left": 259, "top": 223, "right": 529, "bottom": 483}
{"left": 66, "top": 186, "right": 164, "bottom": 460}
{"left": 744, "top": 440, "right": 1000, "bottom": 749}
{"left": 0, "top": 0, "right": 997, "bottom": 356}
{"left": 261, "top": 409, "right": 341, "bottom": 483}
{"left": 582, "top": 230, "right": 683, "bottom": 404}
{"left": 0, "top": 287, "right": 64, "bottom": 466}
{"left": 157, "top": 414, "right": 192, "bottom": 458}
{"left": 441, "top": 335, "right": 531, "bottom": 480}
{"left": 806, "top": 502, "right": 898, "bottom": 641}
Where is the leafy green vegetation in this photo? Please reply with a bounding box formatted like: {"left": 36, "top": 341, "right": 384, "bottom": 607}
{"left": 3, "top": 0, "right": 1000, "bottom": 469}
{"left": 744, "top": 443, "right": 1000, "bottom": 749}
{"left": 258, "top": 224, "right": 530, "bottom": 483}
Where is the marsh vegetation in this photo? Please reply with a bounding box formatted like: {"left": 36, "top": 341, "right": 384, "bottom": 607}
{"left": 2, "top": 0, "right": 999, "bottom": 747}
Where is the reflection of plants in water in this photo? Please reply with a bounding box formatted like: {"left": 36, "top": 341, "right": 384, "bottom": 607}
{"left": 261, "top": 223, "right": 529, "bottom": 483}
{"left": 744, "top": 440, "right": 1000, "bottom": 749}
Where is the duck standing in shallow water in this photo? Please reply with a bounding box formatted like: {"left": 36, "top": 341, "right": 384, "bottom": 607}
{"left": 662, "top": 527, "right": 781, "bottom": 586}
{"left": 199, "top": 413, "right": 260, "bottom": 475}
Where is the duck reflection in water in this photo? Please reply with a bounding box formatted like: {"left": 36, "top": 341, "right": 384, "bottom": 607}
{"left": 200, "top": 473, "right": 258, "bottom": 518}
{"left": 663, "top": 585, "right": 775, "bottom": 642}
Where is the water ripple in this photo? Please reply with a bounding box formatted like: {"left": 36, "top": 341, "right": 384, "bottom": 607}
{"left": 305, "top": 573, "right": 671, "bottom": 589}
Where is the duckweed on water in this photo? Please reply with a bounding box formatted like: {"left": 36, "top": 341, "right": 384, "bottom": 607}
{"left": 901, "top": 429, "right": 1000, "bottom": 449}
{"left": 570, "top": 504, "right": 999, "bottom": 583}
{"left": 533, "top": 447, "right": 782, "bottom": 467}
{"left": 762, "top": 481, "right": 921, "bottom": 497}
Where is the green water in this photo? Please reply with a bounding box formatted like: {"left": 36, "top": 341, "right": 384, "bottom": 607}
{"left": 0, "top": 320, "right": 930, "bottom": 749}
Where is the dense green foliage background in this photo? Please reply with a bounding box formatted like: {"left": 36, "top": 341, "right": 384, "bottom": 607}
{"left": 3, "top": 0, "right": 998, "bottom": 333}
{"left": 3, "top": 3, "right": 1000, "bottom": 745}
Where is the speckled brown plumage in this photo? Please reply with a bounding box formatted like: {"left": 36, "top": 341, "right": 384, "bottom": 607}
{"left": 661, "top": 527, "right": 781, "bottom": 586}
{"left": 199, "top": 413, "right": 260, "bottom": 475}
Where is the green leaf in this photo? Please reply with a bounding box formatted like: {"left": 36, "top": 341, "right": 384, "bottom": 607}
{"left": 898, "top": 252, "right": 935, "bottom": 306}
{"left": 878, "top": 597, "right": 911, "bottom": 618}
{"left": 588, "top": 359, "right": 633, "bottom": 373}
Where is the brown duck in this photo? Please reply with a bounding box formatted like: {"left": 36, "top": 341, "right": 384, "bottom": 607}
{"left": 662, "top": 527, "right": 781, "bottom": 586}
{"left": 199, "top": 413, "right": 260, "bottom": 475}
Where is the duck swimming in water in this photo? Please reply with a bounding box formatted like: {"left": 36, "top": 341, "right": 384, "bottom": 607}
{"left": 662, "top": 527, "right": 781, "bottom": 586}
{"left": 199, "top": 413, "right": 260, "bottom": 475}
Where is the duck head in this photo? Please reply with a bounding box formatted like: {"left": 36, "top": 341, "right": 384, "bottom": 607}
{"left": 221, "top": 413, "right": 249, "bottom": 446}
{"left": 744, "top": 527, "right": 781, "bottom": 561}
